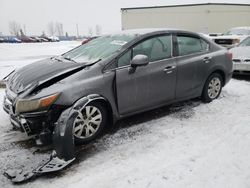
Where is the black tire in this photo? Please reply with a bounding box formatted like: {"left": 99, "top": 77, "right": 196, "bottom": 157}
{"left": 73, "top": 102, "right": 107, "bottom": 145}
{"left": 201, "top": 73, "right": 223, "bottom": 103}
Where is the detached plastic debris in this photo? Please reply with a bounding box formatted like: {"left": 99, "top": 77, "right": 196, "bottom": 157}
{"left": 4, "top": 99, "right": 80, "bottom": 183}
{"left": 4, "top": 169, "right": 34, "bottom": 183}
{"left": 4, "top": 153, "right": 75, "bottom": 183}
{"left": 34, "top": 156, "right": 75, "bottom": 174}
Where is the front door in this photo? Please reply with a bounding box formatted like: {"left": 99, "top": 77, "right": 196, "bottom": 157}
{"left": 116, "top": 34, "right": 177, "bottom": 115}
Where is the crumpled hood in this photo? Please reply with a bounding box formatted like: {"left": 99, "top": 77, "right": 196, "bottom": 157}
{"left": 230, "top": 46, "right": 250, "bottom": 59}
{"left": 7, "top": 58, "right": 84, "bottom": 94}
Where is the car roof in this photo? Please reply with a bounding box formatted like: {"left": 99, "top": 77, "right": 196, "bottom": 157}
{"left": 120, "top": 28, "right": 177, "bottom": 34}
{"left": 110, "top": 28, "right": 198, "bottom": 36}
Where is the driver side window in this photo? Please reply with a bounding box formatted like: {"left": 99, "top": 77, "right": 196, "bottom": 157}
{"left": 117, "top": 35, "right": 172, "bottom": 68}
{"left": 133, "top": 35, "right": 172, "bottom": 62}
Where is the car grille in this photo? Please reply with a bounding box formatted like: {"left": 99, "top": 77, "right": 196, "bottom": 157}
{"left": 214, "top": 39, "right": 233, "bottom": 45}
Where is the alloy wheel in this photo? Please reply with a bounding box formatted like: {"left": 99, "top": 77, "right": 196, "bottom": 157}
{"left": 207, "top": 77, "right": 221, "bottom": 99}
{"left": 73, "top": 105, "right": 102, "bottom": 139}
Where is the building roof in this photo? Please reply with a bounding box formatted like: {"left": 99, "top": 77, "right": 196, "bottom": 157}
{"left": 121, "top": 3, "right": 250, "bottom": 11}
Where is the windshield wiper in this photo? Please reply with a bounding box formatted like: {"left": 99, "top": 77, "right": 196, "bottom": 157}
{"left": 64, "top": 57, "right": 77, "bottom": 63}
{"left": 93, "top": 58, "right": 102, "bottom": 64}
{"left": 51, "top": 56, "right": 63, "bottom": 62}
{"left": 84, "top": 59, "right": 102, "bottom": 66}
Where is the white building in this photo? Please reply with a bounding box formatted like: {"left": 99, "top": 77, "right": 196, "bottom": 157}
{"left": 121, "top": 3, "right": 250, "bottom": 34}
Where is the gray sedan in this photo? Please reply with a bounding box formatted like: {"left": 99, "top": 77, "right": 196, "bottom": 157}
{"left": 230, "top": 36, "right": 250, "bottom": 74}
{"left": 3, "top": 28, "right": 233, "bottom": 162}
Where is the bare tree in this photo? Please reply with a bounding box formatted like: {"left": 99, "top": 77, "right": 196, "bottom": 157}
{"left": 47, "top": 22, "right": 56, "bottom": 36}
{"left": 22, "top": 24, "right": 26, "bottom": 35}
{"left": 95, "top": 25, "right": 102, "bottom": 35}
{"left": 88, "top": 27, "right": 93, "bottom": 36}
{"left": 55, "top": 22, "right": 64, "bottom": 36}
{"left": 9, "top": 21, "right": 21, "bottom": 36}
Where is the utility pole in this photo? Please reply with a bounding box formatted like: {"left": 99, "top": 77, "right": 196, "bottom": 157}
{"left": 23, "top": 24, "right": 26, "bottom": 35}
{"left": 76, "top": 24, "right": 79, "bottom": 38}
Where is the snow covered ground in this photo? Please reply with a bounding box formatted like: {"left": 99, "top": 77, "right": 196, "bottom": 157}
{"left": 1, "top": 42, "right": 250, "bottom": 188}
{"left": 0, "top": 41, "right": 80, "bottom": 79}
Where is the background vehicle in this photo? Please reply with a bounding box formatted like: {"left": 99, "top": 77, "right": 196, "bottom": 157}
{"left": 3, "top": 29, "right": 232, "bottom": 162}
{"left": 211, "top": 27, "right": 250, "bottom": 48}
{"left": 8, "top": 37, "right": 22, "bottom": 43}
{"left": 81, "top": 36, "right": 99, "bottom": 45}
{"left": 230, "top": 36, "right": 250, "bottom": 74}
{"left": 0, "top": 37, "right": 21, "bottom": 43}
{"left": 48, "top": 36, "right": 60, "bottom": 42}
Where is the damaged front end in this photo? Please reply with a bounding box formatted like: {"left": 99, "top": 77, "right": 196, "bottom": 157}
{"left": 3, "top": 105, "right": 76, "bottom": 183}
{"left": 2, "top": 60, "right": 90, "bottom": 183}
{"left": 4, "top": 95, "right": 100, "bottom": 183}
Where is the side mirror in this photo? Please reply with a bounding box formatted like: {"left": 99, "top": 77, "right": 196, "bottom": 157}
{"left": 131, "top": 54, "right": 149, "bottom": 68}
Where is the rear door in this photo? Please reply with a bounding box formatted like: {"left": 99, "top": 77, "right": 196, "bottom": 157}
{"left": 174, "top": 34, "right": 211, "bottom": 99}
{"left": 115, "top": 34, "right": 177, "bottom": 115}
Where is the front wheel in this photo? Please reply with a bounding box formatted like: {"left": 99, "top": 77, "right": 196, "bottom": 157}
{"left": 73, "top": 102, "right": 107, "bottom": 144}
{"left": 201, "top": 73, "right": 223, "bottom": 103}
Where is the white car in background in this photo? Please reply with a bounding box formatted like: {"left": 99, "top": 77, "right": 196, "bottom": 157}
{"left": 230, "top": 36, "right": 250, "bottom": 74}
{"left": 211, "top": 27, "right": 250, "bottom": 48}
{"left": 48, "top": 36, "right": 60, "bottom": 42}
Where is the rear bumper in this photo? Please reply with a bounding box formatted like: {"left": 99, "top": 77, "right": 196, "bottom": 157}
{"left": 233, "top": 63, "right": 250, "bottom": 72}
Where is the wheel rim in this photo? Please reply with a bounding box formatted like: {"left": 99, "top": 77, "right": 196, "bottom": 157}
{"left": 208, "top": 77, "right": 221, "bottom": 99}
{"left": 73, "top": 105, "right": 102, "bottom": 139}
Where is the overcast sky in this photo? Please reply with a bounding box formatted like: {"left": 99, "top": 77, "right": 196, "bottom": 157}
{"left": 0, "top": 0, "right": 249, "bottom": 36}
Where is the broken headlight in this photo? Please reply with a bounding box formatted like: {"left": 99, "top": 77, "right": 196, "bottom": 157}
{"left": 16, "top": 93, "right": 59, "bottom": 114}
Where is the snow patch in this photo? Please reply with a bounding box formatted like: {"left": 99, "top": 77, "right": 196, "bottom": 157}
{"left": 0, "top": 42, "right": 250, "bottom": 188}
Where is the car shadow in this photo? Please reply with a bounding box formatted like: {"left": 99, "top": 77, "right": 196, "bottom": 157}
{"left": 110, "top": 98, "right": 201, "bottom": 132}
{"left": 233, "top": 74, "right": 250, "bottom": 81}
{"left": 7, "top": 98, "right": 202, "bottom": 183}
{"left": 74, "top": 98, "right": 201, "bottom": 162}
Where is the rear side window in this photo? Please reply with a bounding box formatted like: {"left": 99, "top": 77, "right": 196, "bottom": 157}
{"left": 177, "top": 36, "right": 208, "bottom": 56}
{"left": 200, "top": 39, "right": 209, "bottom": 51}
{"left": 132, "top": 35, "right": 172, "bottom": 62}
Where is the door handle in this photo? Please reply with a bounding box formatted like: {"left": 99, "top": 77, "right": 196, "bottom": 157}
{"left": 203, "top": 57, "right": 212, "bottom": 63}
{"left": 163, "top": 65, "right": 176, "bottom": 74}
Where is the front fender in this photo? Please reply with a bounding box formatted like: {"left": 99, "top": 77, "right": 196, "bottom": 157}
{"left": 53, "top": 94, "right": 107, "bottom": 160}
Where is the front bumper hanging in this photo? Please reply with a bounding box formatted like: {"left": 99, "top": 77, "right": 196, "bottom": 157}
{"left": 4, "top": 154, "right": 75, "bottom": 183}
{"left": 4, "top": 102, "right": 81, "bottom": 183}
{"left": 4, "top": 96, "right": 97, "bottom": 183}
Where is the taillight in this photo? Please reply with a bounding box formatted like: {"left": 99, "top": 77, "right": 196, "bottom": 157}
{"left": 227, "top": 52, "right": 233, "bottom": 61}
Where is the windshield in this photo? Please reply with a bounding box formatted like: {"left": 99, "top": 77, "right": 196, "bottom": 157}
{"left": 224, "top": 28, "right": 250, "bottom": 36}
{"left": 239, "top": 37, "right": 250, "bottom": 47}
{"left": 63, "top": 34, "right": 136, "bottom": 63}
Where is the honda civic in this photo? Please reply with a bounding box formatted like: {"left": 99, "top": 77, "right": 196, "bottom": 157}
{"left": 3, "top": 29, "right": 233, "bottom": 152}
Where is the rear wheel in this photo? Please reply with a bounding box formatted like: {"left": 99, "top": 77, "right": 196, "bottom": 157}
{"left": 201, "top": 73, "right": 223, "bottom": 103}
{"left": 73, "top": 102, "right": 107, "bottom": 144}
